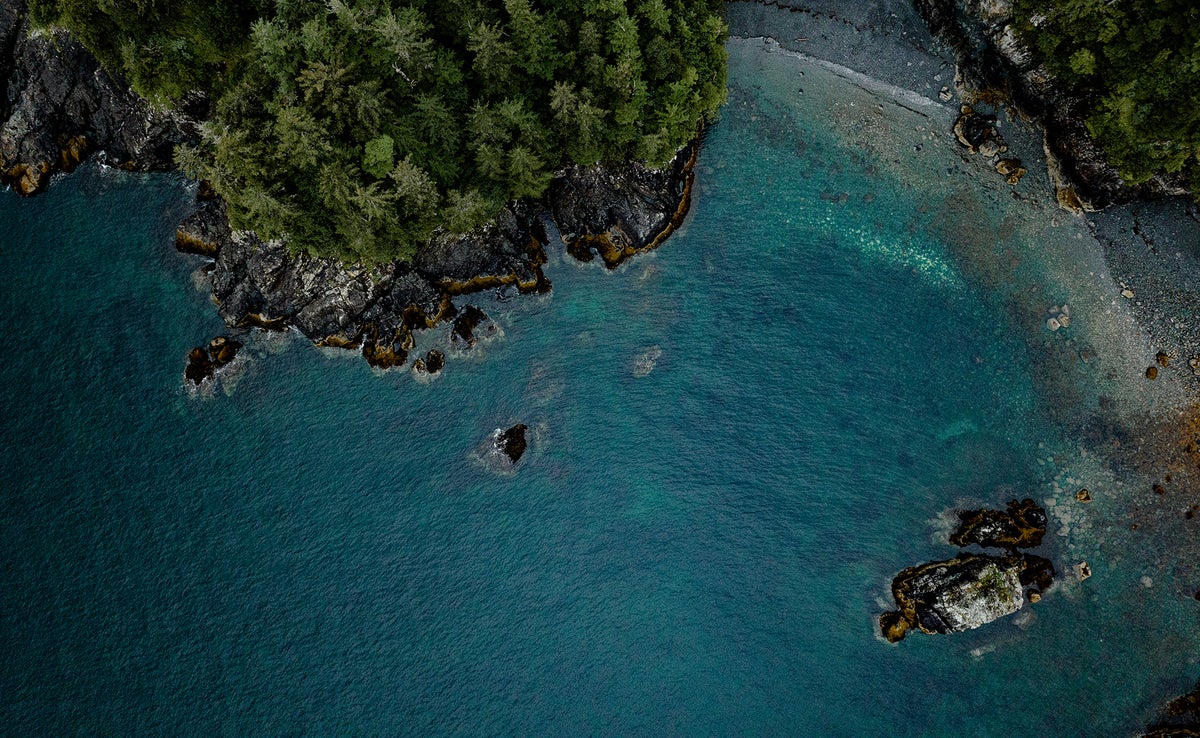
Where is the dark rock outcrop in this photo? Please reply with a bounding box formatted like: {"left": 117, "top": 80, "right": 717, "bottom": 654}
{"left": 184, "top": 336, "right": 242, "bottom": 385}
{"left": 551, "top": 139, "right": 698, "bottom": 268}
{"left": 953, "top": 105, "right": 1007, "bottom": 156}
{"left": 950, "top": 498, "right": 1047, "bottom": 550}
{"left": 913, "top": 0, "right": 1188, "bottom": 209}
{"left": 880, "top": 553, "right": 1054, "bottom": 643}
{"left": 412, "top": 349, "right": 445, "bottom": 377}
{"left": 451, "top": 305, "right": 494, "bottom": 349}
{"left": 0, "top": 0, "right": 190, "bottom": 195}
{"left": 496, "top": 424, "right": 528, "bottom": 464}
{"left": 175, "top": 190, "right": 229, "bottom": 257}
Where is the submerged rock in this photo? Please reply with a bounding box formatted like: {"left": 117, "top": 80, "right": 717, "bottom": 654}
{"left": 881, "top": 553, "right": 1054, "bottom": 643}
{"left": 1141, "top": 680, "right": 1200, "bottom": 737}
{"left": 632, "top": 345, "right": 663, "bottom": 377}
{"left": 950, "top": 498, "right": 1047, "bottom": 550}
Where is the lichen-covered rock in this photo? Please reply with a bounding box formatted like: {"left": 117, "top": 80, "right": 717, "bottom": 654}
{"left": 881, "top": 553, "right": 1054, "bottom": 642}
{"left": 950, "top": 498, "right": 1047, "bottom": 550}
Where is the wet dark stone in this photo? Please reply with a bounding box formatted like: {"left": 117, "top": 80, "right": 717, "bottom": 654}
{"left": 184, "top": 347, "right": 213, "bottom": 385}
{"left": 497, "top": 424, "right": 528, "bottom": 464}
{"left": 208, "top": 336, "right": 242, "bottom": 365}
{"left": 949, "top": 498, "right": 1047, "bottom": 550}
{"left": 952, "top": 107, "right": 1006, "bottom": 154}
{"left": 424, "top": 349, "right": 445, "bottom": 375}
{"left": 1016, "top": 553, "right": 1056, "bottom": 592}
{"left": 1142, "top": 680, "right": 1200, "bottom": 737}
{"left": 451, "top": 305, "right": 489, "bottom": 348}
{"left": 361, "top": 325, "right": 410, "bottom": 369}
{"left": 184, "top": 335, "right": 241, "bottom": 385}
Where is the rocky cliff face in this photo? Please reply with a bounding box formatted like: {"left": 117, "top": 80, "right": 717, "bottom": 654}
{"left": 0, "top": 0, "right": 190, "bottom": 194}
{"left": 913, "top": 0, "right": 1189, "bottom": 209}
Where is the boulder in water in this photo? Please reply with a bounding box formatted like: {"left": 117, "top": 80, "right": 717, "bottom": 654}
{"left": 496, "top": 424, "right": 528, "bottom": 464}
{"left": 184, "top": 336, "right": 242, "bottom": 385}
{"left": 880, "top": 553, "right": 1054, "bottom": 643}
{"left": 451, "top": 305, "right": 497, "bottom": 349}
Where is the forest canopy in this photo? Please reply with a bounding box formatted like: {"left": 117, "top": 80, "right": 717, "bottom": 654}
{"left": 29, "top": 0, "right": 728, "bottom": 261}
{"left": 1013, "top": 0, "right": 1200, "bottom": 191}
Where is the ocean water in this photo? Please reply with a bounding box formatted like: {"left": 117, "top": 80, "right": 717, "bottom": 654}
{"left": 2, "top": 41, "right": 1199, "bottom": 735}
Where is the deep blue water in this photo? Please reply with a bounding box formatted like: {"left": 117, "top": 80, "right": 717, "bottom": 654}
{"left": 2, "top": 43, "right": 1198, "bottom": 735}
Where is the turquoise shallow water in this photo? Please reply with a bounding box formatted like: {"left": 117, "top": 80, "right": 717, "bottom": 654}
{"left": 3, "top": 43, "right": 1199, "bottom": 735}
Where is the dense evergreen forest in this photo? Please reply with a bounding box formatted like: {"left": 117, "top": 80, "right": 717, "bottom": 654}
{"left": 29, "top": 0, "right": 727, "bottom": 261}
{"left": 1013, "top": 0, "right": 1200, "bottom": 192}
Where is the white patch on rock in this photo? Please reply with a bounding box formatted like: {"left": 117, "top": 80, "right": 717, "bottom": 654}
{"left": 933, "top": 561, "right": 1024, "bottom": 632}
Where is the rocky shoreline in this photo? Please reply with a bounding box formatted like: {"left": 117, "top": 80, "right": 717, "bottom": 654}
{"left": 911, "top": 0, "right": 1189, "bottom": 210}
{"left": 0, "top": 0, "right": 699, "bottom": 378}
{"left": 173, "top": 139, "right": 697, "bottom": 374}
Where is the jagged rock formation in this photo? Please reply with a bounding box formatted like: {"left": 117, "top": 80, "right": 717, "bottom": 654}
{"left": 0, "top": 0, "right": 190, "bottom": 194}
{"left": 882, "top": 495, "right": 1055, "bottom": 643}
{"left": 913, "top": 0, "right": 1188, "bottom": 209}
{"left": 178, "top": 145, "right": 696, "bottom": 372}
{"left": 185, "top": 336, "right": 241, "bottom": 386}
{"left": 552, "top": 140, "right": 698, "bottom": 269}
{"left": 950, "top": 498, "right": 1048, "bottom": 550}
{"left": 496, "top": 424, "right": 528, "bottom": 465}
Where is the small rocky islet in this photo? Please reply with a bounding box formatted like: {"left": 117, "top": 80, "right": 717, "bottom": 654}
{"left": 184, "top": 336, "right": 242, "bottom": 386}
{"left": 880, "top": 498, "right": 1055, "bottom": 643}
